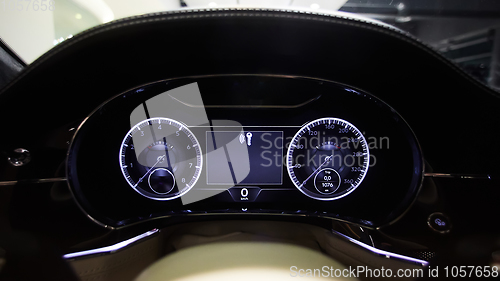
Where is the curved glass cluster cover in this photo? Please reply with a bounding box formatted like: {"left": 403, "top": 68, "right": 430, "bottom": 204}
{"left": 67, "top": 75, "right": 423, "bottom": 228}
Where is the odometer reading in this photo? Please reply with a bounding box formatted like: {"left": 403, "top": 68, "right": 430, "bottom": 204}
{"left": 119, "top": 117, "right": 202, "bottom": 200}
{"left": 287, "top": 117, "right": 369, "bottom": 200}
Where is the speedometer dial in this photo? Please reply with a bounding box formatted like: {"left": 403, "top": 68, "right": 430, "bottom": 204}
{"left": 119, "top": 117, "right": 202, "bottom": 200}
{"left": 287, "top": 117, "right": 369, "bottom": 200}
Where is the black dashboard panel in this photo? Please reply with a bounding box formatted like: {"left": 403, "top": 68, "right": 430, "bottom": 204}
{"left": 0, "top": 8, "right": 499, "bottom": 249}
{"left": 67, "top": 75, "right": 422, "bottom": 228}
{"left": 1, "top": 8, "right": 499, "bottom": 181}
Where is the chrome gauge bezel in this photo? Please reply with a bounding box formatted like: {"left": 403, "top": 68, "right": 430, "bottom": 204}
{"left": 287, "top": 117, "right": 370, "bottom": 201}
{"left": 119, "top": 117, "right": 203, "bottom": 201}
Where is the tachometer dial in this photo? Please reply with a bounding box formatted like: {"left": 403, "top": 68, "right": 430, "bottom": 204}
{"left": 119, "top": 117, "right": 202, "bottom": 200}
{"left": 287, "top": 117, "right": 369, "bottom": 200}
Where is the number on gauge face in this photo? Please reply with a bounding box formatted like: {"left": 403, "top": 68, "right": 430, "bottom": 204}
{"left": 119, "top": 117, "right": 202, "bottom": 200}
{"left": 287, "top": 117, "right": 369, "bottom": 200}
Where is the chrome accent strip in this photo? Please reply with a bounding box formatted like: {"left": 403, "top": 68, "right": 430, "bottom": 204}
{"left": 331, "top": 230, "right": 429, "bottom": 266}
{"left": 85, "top": 214, "right": 115, "bottom": 230}
{"left": 0, "top": 177, "right": 67, "bottom": 186}
{"left": 424, "top": 173, "right": 491, "bottom": 179}
{"left": 0, "top": 181, "right": 18, "bottom": 186}
{"left": 63, "top": 229, "right": 159, "bottom": 259}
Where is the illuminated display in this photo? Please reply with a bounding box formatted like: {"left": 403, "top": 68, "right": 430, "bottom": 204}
{"left": 206, "top": 131, "right": 283, "bottom": 185}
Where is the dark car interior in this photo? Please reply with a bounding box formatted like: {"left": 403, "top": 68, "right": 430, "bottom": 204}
{"left": 1, "top": 6, "right": 500, "bottom": 281}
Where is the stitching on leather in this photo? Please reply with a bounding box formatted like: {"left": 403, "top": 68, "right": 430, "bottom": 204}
{"left": 2, "top": 8, "right": 499, "bottom": 99}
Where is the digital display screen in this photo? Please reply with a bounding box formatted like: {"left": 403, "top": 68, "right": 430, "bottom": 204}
{"left": 206, "top": 131, "right": 283, "bottom": 185}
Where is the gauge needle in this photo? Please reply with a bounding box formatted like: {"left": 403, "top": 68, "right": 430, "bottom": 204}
{"left": 299, "top": 155, "right": 333, "bottom": 188}
{"left": 133, "top": 154, "right": 165, "bottom": 188}
{"left": 163, "top": 137, "right": 172, "bottom": 169}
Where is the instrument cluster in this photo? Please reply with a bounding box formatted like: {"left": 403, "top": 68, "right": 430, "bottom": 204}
{"left": 67, "top": 75, "right": 423, "bottom": 228}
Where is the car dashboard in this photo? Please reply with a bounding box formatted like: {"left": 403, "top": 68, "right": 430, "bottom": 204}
{"left": 1, "top": 7, "right": 500, "bottom": 281}
{"left": 66, "top": 74, "right": 422, "bottom": 229}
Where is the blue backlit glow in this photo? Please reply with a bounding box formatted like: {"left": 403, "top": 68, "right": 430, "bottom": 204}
{"left": 63, "top": 229, "right": 159, "bottom": 259}
{"left": 332, "top": 230, "right": 429, "bottom": 266}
